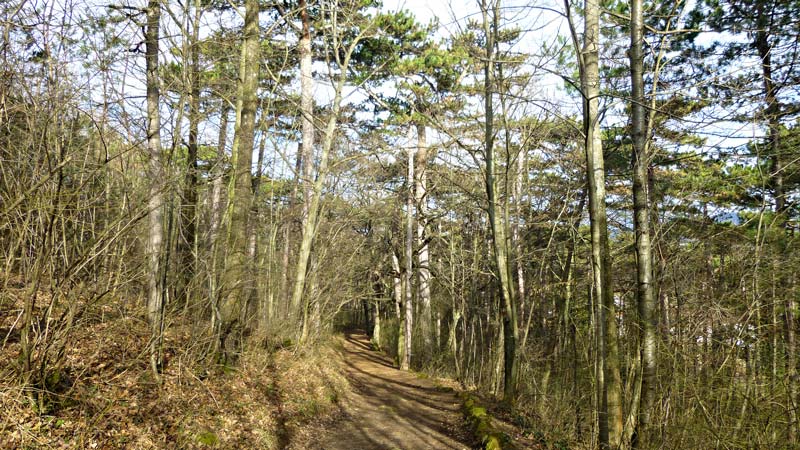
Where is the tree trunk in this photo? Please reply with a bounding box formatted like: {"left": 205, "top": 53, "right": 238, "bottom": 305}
{"left": 402, "top": 145, "right": 414, "bottom": 370}
{"left": 392, "top": 247, "right": 406, "bottom": 365}
{"left": 392, "top": 247, "right": 403, "bottom": 319}
{"left": 208, "top": 104, "right": 229, "bottom": 328}
{"left": 210, "top": 105, "right": 229, "bottom": 247}
{"left": 290, "top": 23, "right": 352, "bottom": 343}
{"left": 290, "top": 0, "right": 314, "bottom": 325}
{"left": 629, "top": 0, "right": 656, "bottom": 445}
{"left": 145, "top": 0, "right": 165, "bottom": 381}
{"left": 513, "top": 148, "right": 526, "bottom": 333}
{"left": 247, "top": 118, "right": 268, "bottom": 329}
{"left": 299, "top": 0, "right": 314, "bottom": 216}
{"left": 415, "top": 122, "right": 432, "bottom": 352}
{"left": 219, "top": 0, "right": 260, "bottom": 363}
{"left": 582, "top": 0, "right": 623, "bottom": 446}
{"left": 372, "top": 300, "right": 381, "bottom": 348}
{"left": 481, "top": 0, "right": 519, "bottom": 403}
{"left": 179, "top": 0, "right": 202, "bottom": 306}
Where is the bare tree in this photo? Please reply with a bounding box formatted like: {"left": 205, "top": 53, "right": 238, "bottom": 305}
{"left": 629, "top": 0, "right": 656, "bottom": 445}
{"left": 219, "top": 0, "right": 260, "bottom": 362}
{"left": 403, "top": 144, "right": 415, "bottom": 370}
{"left": 480, "top": 0, "right": 519, "bottom": 402}
{"left": 145, "top": 0, "right": 165, "bottom": 381}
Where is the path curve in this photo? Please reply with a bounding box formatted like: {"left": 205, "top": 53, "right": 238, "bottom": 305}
{"left": 309, "top": 332, "right": 474, "bottom": 450}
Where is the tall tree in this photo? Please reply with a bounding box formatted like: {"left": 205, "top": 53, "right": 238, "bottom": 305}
{"left": 349, "top": 10, "right": 445, "bottom": 353}
{"left": 629, "top": 0, "right": 656, "bottom": 445}
{"left": 219, "top": 0, "right": 260, "bottom": 362}
{"left": 403, "top": 144, "right": 415, "bottom": 370}
{"left": 684, "top": 0, "right": 800, "bottom": 440}
{"left": 178, "top": 0, "right": 203, "bottom": 304}
{"left": 145, "top": 0, "right": 165, "bottom": 381}
{"left": 480, "top": 0, "right": 519, "bottom": 403}
{"left": 573, "top": 0, "right": 624, "bottom": 445}
{"left": 285, "top": 0, "right": 316, "bottom": 325}
{"left": 299, "top": 0, "right": 314, "bottom": 217}
{"left": 288, "top": 1, "right": 409, "bottom": 342}
{"left": 415, "top": 122, "right": 432, "bottom": 351}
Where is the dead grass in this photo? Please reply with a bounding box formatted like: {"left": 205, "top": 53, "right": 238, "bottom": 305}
{"left": 0, "top": 289, "right": 351, "bottom": 449}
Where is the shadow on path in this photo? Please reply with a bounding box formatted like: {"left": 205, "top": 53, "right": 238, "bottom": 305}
{"left": 307, "top": 332, "right": 474, "bottom": 450}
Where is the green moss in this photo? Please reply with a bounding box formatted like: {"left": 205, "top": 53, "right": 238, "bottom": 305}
{"left": 471, "top": 406, "right": 488, "bottom": 419}
{"left": 45, "top": 370, "right": 61, "bottom": 389}
{"left": 196, "top": 431, "right": 218, "bottom": 446}
{"left": 485, "top": 434, "right": 502, "bottom": 450}
{"left": 476, "top": 420, "right": 491, "bottom": 435}
{"left": 461, "top": 393, "right": 513, "bottom": 450}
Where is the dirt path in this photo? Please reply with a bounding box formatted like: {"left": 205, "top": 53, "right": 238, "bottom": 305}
{"left": 308, "top": 332, "right": 474, "bottom": 450}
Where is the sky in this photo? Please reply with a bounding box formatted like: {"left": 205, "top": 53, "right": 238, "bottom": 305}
{"left": 383, "top": 0, "right": 461, "bottom": 24}
{"left": 378, "top": 0, "right": 767, "bottom": 157}
{"left": 376, "top": 0, "right": 580, "bottom": 150}
{"left": 65, "top": 0, "right": 763, "bottom": 176}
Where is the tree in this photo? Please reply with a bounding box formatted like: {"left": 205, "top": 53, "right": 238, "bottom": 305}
{"left": 281, "top": 0, "right": 317, "bottom": 325}
{"left": 351, "top": 9, "right": 449, "bottom": 358}
{"left": 570, "top": 0, "right": 624, "bottom": 445}
{"left": 178, "top": 0, "right": 204, "bottom": 305}
{"left": 403, "top": 143, "right": 415, "bottom": 370}
{"left": 480, "top": 0, "right": 519, "bottom": 403}
{"left": 219, "top": 0, "right": 260, "bottom": 362}
{"left": 683, "top": 0, "right": 800, "bottom": 441}
{"left": 144, "top": 0, "right": 166, "bottom": 381}
{"left": 628, "top": 0, "right": 656, "bottom": 445}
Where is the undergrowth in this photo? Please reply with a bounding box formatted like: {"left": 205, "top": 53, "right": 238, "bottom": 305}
{"left": 0, "top": 289, "right": 350, "bottom": 449}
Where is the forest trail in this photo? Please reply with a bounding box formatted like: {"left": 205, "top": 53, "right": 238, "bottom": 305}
{"left": 307, "top": 332, "right": 474, "bottom": 450}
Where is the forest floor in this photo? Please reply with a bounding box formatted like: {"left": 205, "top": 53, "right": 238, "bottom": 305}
{"left": 1, "top": 281, "right": 533, "bottom": 450}
{"left": 0, "top": 287, "right": 351, "bottom": 449}
{"left": 296, "top": 332, "right": 475, "bottom": 450}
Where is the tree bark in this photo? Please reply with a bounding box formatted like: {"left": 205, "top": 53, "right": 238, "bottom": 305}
{"left": 179, "top": 0, "right": 202, "bottom": 305}
{"left": 208, "top": 104, "right": 229, "bottom": 328}
{"left": 392, "top": 246, "right": 406, "bottom": 365}
{"left": 291, "top": 0, "right": 316, "bottom": 334}
{"left": 481, "top": 0, "right": 519, "bottom": 403}
{"left": 392, "top": 246, "right": 403, "bottom": 319}
{"left": 415, "top": 122, "right": 432, "bottom": 351}
{"left": 290, "top": 5, "right": 361, "bottom": 342}
{"left": 247, "top": 116, "right": 268, "bottom": 328}
{"left": 402, "top": 145, "right": 415, "bottom": 370}
{"left": 582, "top": 0, "right": 623, "bottom": 446}
{"left": 299, "top": 0, "right": 314, "bottom": 216}
{"left": 372, "top": 300, "right": 381, "bottom": 348}
{"left": 513, "top": 149, "right": 526, "bottom": 333}
{"left": 629, "top": 0, "right": 656, "bottom": 446}
{"left": 219, "top": 0, "right": 260, "bottom": 362}
{"left": 145, "top": 0, "right": 165, "bottom": 381}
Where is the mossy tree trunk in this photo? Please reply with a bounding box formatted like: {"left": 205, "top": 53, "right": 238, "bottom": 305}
{"left": 219, "top": 0, "right": 260, "bottom": 363}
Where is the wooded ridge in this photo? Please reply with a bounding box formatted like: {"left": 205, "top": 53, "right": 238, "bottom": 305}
{"left": 1, "top": 0, "right": 798, "bottom": 448}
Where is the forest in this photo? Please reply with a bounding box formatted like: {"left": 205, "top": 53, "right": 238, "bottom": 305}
{"left": 1, "top": 0, "right": 798, "bottom": 448}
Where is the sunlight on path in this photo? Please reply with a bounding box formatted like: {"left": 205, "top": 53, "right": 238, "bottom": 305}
{"left": 310, "top": 333, "right": 473, "bottom": 450}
